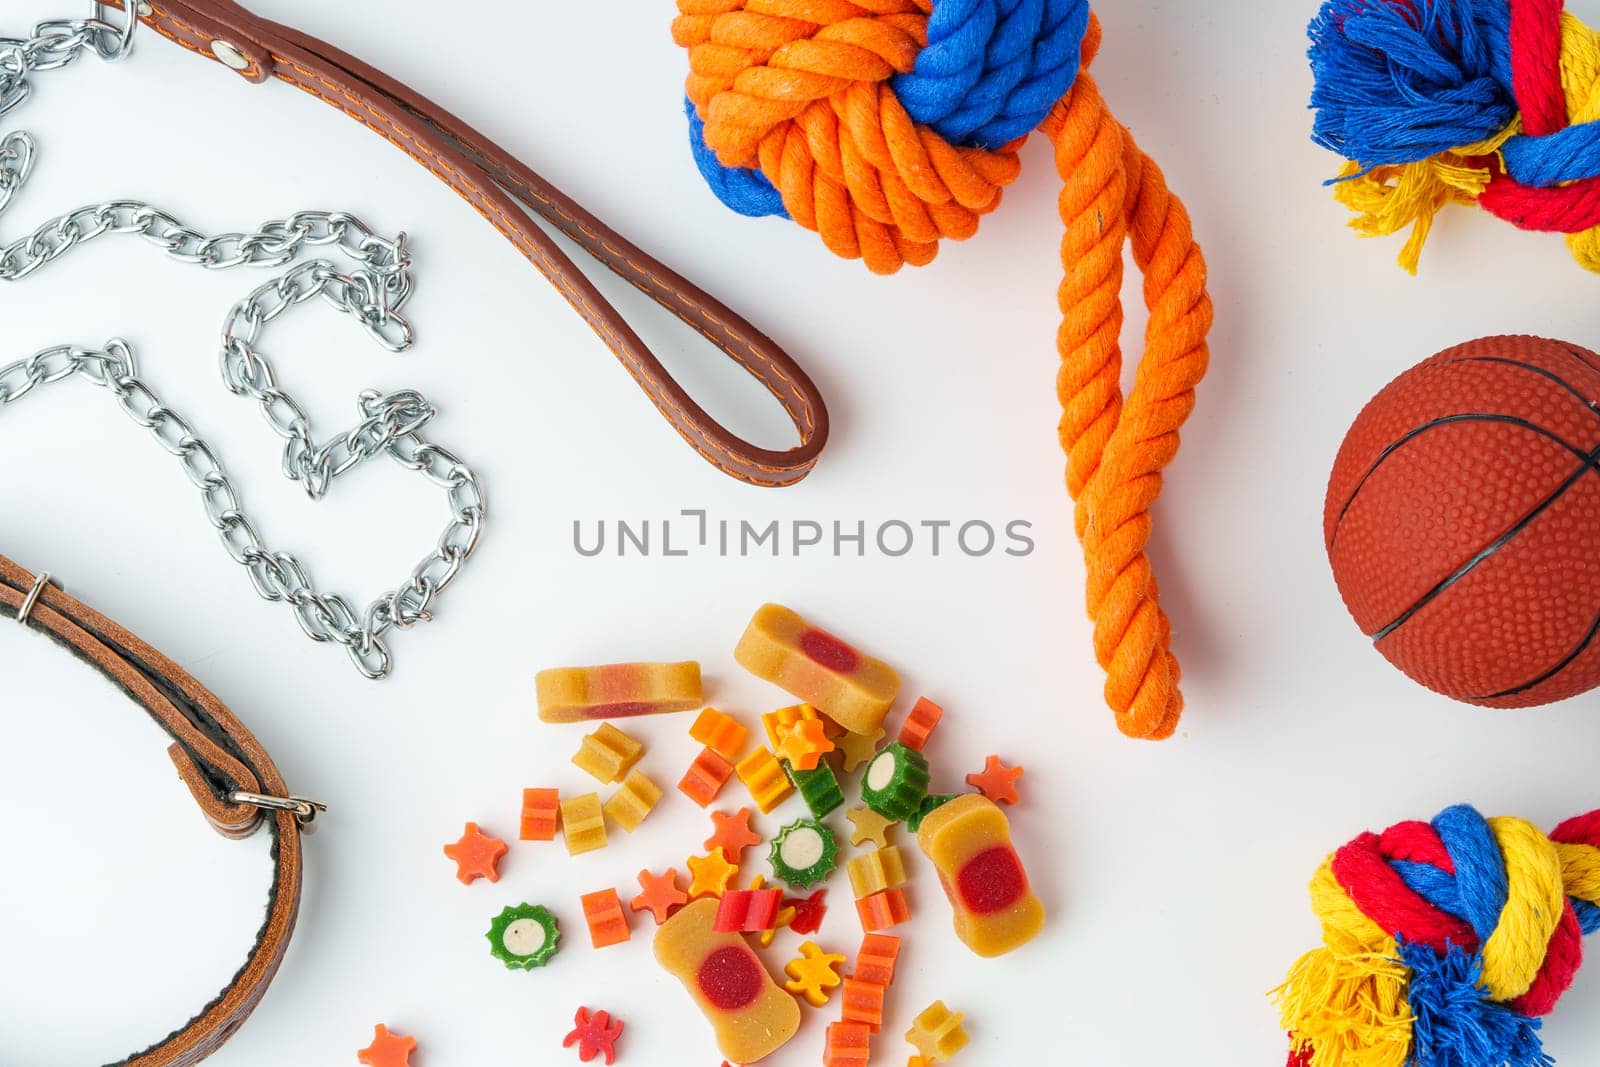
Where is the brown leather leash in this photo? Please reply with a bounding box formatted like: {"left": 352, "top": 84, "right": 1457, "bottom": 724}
{"left": 105, "top": 0, "right": 828, "bottom": 488}
{"left": 0, "top": 554, "right": 313, "bottom": 1067}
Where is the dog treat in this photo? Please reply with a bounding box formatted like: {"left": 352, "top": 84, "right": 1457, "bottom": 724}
{"left": 836, "top": 728, "right": 885, "bottom": 773}
{"left": 905, "top": 1001, "right": 968, "bottom": 1062}
{"left": 581, "top": 888, "right": 631, "bottom": 949}
{"left": 560, "top": 793, "right": 608, "bottom": 856}
{"left": 713, "top": 887, "right": 783, "bottom": 932}
{"left": 563, "top": 1007, "right": 624, "bottom": 1065}
{"left": 654, "top": 898, "right": 802, "bottom": 1063}
{"left": 846, "top": 806, "right": 896, "bottom": 849}
{"left": 603, "top": 770, "right": 662, "bottom": 833}
{"left": 787, "top": 889, "right": 829, "bottom": 936}
{"left": 965, "top": 756, "right": 1023, "bottom": 806}
{"left": 841, "top": 975, "right": 887, "bottom": 1031}
{"left": 856, "top": 888, "right": 911, "bottom": 932}
{"left": 847, "top": 846, "right": 909, "bottom": 899}
{"left": 735, "top": 605, "right": 901, "bottom": 734}
{"left": 690, "top": 708, "right": 749, "bottom": 761}
{"left": 705, "top": 807, "right": 763, "bottom": 862}
{"left": 630, "top": 868, "right": 688, "bottom": 926}
{"left": 487, "top": 903, "right": 561, "bottom": 970}
{"left": 573, "top": 723, "right": 645, "bottom": 784}
{"left": 788, "top": 759, "right": 845, "bottom": 818}
{"left": 443, "top": 822, "right": 508, "bottom": 885}
{"left": 897, "top": 697, "right": 944, "bottom": 752}
{"left": 520, "top": 788, "right": 561, "bottom": 841}
{"left": 861, "top": 743, "right": 930, "bottom": 822}
{"left": 687, "top": 849, "right": 740, "bottom": 899}
{"left": 678, "top": 747, "right": 735, "bottom": 808}
{"left": 917, "top": 794, "right": 1043, "bottom": 957}
{"left": 735, "top": 746, "right": 794, "bottom": 813}
{"left": 775, "top": 717, "right": 835, "bottom": 771}
{"left": 854, "top": 932, "right": 901, "bottom": 987}
{"left": 769, "top": 818, "right": 839, "bottom": 888}
{"left": 908, "top": 794, "right": 959, "bottom": 834}
{"left": 783, "top": 941, "right": 846, "bottom": 1006}
{"left": 537, "top": 661, "right": 703, "bottom": 723}
{"left": 823, "top": 1021, "right": 872, "bottom": 1067}
{"left": 357, "top": 1025, "right": 416, "bottom": 1067}
{"left": 762, "top": 702, "right": 822, "bottom": 749}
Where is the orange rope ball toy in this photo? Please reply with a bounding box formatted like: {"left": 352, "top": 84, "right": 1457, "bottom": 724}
{"left": 673, "top": 0, "right": 1215, "bottom": 739}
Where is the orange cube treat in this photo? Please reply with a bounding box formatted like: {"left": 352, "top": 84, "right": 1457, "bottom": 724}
{"left": 581, "top": 888, "right": 631, "bottom": 948}
{"left": 823, "top": 1021, "right": 872, "bottom": 1067}
{"left": 897, "top": 697, "right": 943, "bottom": 752}
{"left": 733, "top": 747, "right": 793, "bottom": 814}
{"left": 761, "top": 703, "right": 820, "bottom": 749}
{"left": 840, "top": 975, "right": 887, "bottom": 1031}
{"left": 916, "top": 793, "right": 1044, "bottom": 957}
{"left": 536, "top": 661, "right": 703, "bottom": 723}
{"left": 519, "top": 788, "right": 560, "bottom": 841}
{"left": 734, "top": 605, "right": 900, "bottom": 735}
{"left": 653, "top": 898, "right": 801, "bottom": 1064}
{"left": 678, "top": 747, "right": 735, "bottom": 808}
{"left": 560, "top": 793, "right": 608, "bottom": 856}
{"left": 690, "top": 708, "right": 749, "bottom": 762}
{"left": 572, "top": 723, "right": 644, "bottom": 784}
{"left": 854, "top": 932, "right": 901, "bottom": 987}
{"left": 855, "top": 888, "right": 911, "bottom": 932}
{"left": 847, "top": 846, "right": 909, "bottom": 899}
{"left": 603, "top": 770, "right": 662, "bottom": 833}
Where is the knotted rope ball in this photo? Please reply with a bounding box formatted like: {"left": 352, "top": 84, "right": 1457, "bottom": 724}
{"left": 1274, "top": 804, "right": 1600, "bottom": 1067}
{"left": 672, "top": 0, "right": 1215, "bottom": 740}
{"left": 1308, "top": 0, "right": 1600, "bottom": 273}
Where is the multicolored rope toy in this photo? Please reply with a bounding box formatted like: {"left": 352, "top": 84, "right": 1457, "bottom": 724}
{"left": 1273, "top": 804, "right": 1600, "bottom": 1067}
{"left": 1308, "top": 0, "right": 1600, "bottom": 273}
{"left": 672, "top": 1, "right": 1214, "bottom": 740}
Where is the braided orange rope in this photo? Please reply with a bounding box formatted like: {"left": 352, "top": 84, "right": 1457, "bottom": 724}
{"left": 677, "top": 4, "right": 1212, "bottom": 739}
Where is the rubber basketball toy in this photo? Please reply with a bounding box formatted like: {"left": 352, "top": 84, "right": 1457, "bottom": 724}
{"left": 673, "top": 1, "right": 1215, "bottom": 740}
{"left": 1307, "top": 0, "right": 1600, "bottom": 274}
{"left": 1325, "top": 335, "right": 1600, "bottom": 708}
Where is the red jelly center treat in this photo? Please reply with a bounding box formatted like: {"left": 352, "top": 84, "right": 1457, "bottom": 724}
{"left": 697, "top": 945, "right": 763, "bottom": 1011}
{"left": 956, "top": 846, "right": 1027, "bottom": 915}
{"left": 798, "top": 628, "right": 860, "bottom": 673}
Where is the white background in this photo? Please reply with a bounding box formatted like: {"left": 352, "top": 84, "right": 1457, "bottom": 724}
{"left": 4, "top": 1, "right": 1600, "bottom": 1065}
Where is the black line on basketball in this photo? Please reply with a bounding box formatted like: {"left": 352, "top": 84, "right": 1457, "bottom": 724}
{"left": 1474, "top": 610, "right": 1600, "bottom": 701}
{"left": 1561, "top": 343, "right": 1600, "bottom": 375}
{"left": 1370, "top": 445, "right": 1600, "bottom": 642}
{"left": 1331, "top": 413, "right": 1600, "bottom": 544}
{"left": 1440, "top": 356, "right": 1600, "bottom": 423}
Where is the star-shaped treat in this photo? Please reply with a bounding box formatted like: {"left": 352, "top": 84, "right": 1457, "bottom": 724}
{"left": 563, "top": 1007, "right": 624, "bottom": 1065}
{"left": 443, "top": 821, "right": 508, "bottom": 884}
{"left": 784, "top": 889, "right": 828, "bottom": 935}
{"left": 774, "top": 718, "right": 834, "bottom": 771}
{"left": 630, "top": 867, "right": 688, "bottom": 925}
{"left": 835, "top": 727, "right": 884, "bottom": 773}
{"left": 357, "top": 1024, "right": 416, "bottom": 1067}
{"left": 845, "top": 806, "right": 895, "bottom": 848}
{"left": 965, "top": 755, "right": 1024, "bottom": 806}
{"left": 686, "top": 848, "right": 740, "bottom": 899}
{"left": 704, "top": 807, "right": 763, "bottom": 861}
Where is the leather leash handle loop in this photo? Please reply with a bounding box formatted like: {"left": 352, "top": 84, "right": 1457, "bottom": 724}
{"left": 111, "top": 0, "right": 830, "bottom": 487}
{"left": 0, "top": 553, "right": 302, "bottom": 1067}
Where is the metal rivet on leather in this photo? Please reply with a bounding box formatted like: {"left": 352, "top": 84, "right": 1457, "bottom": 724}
{"left": 211, "top": 40, "right": 249, "bottom": 70}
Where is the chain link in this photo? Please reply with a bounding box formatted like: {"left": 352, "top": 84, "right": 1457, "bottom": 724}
{"left": 0, "top": 9, "right": 485, "bottom": 679}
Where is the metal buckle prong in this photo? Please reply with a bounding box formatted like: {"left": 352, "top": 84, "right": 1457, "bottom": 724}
{"left": 16, "top": 571, "right": 54, "bottom": 626}
{"left": 228, "top": 790, "right": 328, "bottom": 831}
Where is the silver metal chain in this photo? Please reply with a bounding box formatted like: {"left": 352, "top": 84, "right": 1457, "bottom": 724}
{"left": 0, "top": 8, "right": 485, "bottom": 679}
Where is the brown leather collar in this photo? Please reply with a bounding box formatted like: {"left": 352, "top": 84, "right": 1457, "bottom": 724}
{"left": 0, "top": 554, "right": 303, "bottom": 1067}
{"left": 105, "top": 0, "right": 829, "bottom": 487}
